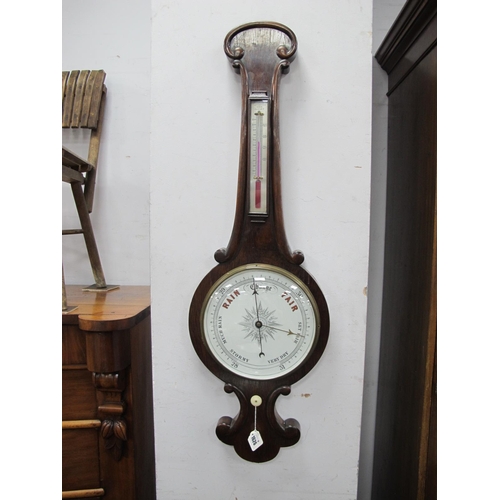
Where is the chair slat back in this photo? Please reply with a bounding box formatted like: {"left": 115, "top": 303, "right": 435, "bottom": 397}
{"left": 71, "top": 70, "right": 90, "bottom": 127}
{"left": 62, "top": 70, "right": 106, "bottom": 129}
{"left": 62, "top": 69, "right": 107, "bottom": 213}
{"left": 62, "top": 71, "right": 69, "bottom": 102}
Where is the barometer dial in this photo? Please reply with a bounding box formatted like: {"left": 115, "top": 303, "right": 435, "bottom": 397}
{"left": 202, "top": 264, "right": 319, "bottom": 380}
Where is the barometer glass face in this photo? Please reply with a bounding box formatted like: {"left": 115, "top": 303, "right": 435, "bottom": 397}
{"left": 202, "top": 264, "right": 319, "bottom": 380}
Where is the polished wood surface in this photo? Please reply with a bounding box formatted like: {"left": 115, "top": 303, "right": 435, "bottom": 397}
{"left": 62, "top": 489, "right": 105, "bottom": 499}
{"left": 372, "top": 1, "right": 437, "bottom": 499}
{"left": 63, "top": 285, "right": 150, "bottom": 331}
{"left": 62, "top": 428, "right": 100, "bottom": 491}
{"left": 62, "top": 286, "right": 156, "bottom": 500}
{"left": 62, "top": 369, "right": 98, "bottom": 420}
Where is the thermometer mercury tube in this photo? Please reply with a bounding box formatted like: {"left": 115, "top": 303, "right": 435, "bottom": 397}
{"left": 249, "top": 99, "right": 269, "bottom": 215}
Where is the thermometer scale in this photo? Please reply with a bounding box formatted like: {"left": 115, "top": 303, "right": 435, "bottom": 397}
{"left": 249, "top": 94, "right": 269, "bottom": 215}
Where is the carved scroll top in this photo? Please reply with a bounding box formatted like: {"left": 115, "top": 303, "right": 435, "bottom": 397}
{"left": 224, "top": 21, "right": 297, "bottom": 62}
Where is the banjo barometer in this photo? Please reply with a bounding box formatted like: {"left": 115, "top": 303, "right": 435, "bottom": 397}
{"left": 188, "top": 22, "right": 330, "bottom": 463}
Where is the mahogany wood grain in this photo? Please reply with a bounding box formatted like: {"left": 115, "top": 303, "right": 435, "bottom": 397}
{"left": 372, "top": 1, "right": 437, "bottom": 498}
{"left": 424, "top": 348, "right": 437, "bottom": 498}
{"left": 387, "top": 15, "right": 436, "bottom": 96}
{"left": 375, "top": 0, "right": 436, "bottom": 82}
{"left": 62, "top": 286, "right": 156, "bottom": 500}
{"left": 189, "top": 22, "right": 329, "bottom": 463}
{"left": 63, "top": 420, "right": 102, "bottom": 430}
{"left": 63, "top": 286, "right": 150, "bottom": 331}
{"left": 63, "top": 324, "right": 87, "bottom": 365}
{"left": 62, "top": 428, "right": 100, "bottom": 491}
{"left": 129, "top": 315, "right": 156, "bottom": 500}
{"left": 62, "top": 488, "right": 104, "bottom": 499}
{"left": 62, "top": 369, "right": 98, "bottom": 420}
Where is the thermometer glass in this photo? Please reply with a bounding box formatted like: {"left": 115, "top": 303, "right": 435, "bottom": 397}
{"left": 249, "top": 98, "right": 269, "bottom": 215}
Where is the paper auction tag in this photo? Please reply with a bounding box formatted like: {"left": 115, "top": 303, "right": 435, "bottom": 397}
{"left": 248, "top": 430, "right": 264, "bottom": 451}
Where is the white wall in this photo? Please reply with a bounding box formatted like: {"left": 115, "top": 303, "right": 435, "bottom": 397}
{"left": 357, "top": 1, "right": 406, "bottom": 498}
{"left": 150, "top": 1, "right": 372, "bottom": 499}
{"left": 62, "top": 0, "right": 151, "bottom": 286}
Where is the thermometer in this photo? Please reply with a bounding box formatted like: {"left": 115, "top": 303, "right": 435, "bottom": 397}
{"left": 249, "top": 94, "right": 269, "bottom": 215}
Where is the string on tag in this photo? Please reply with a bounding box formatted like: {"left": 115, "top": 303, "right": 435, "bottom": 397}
{"left": 248, "top": 395, "right": 264, "bottom": 451}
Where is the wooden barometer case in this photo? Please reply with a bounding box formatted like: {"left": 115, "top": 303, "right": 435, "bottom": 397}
{"left": 188, "top": 22, "right": 330, "bottom": 463}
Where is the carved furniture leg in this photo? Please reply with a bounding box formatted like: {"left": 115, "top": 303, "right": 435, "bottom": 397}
{"left": 93, "top": 371, "right": 127, "bottom": 461}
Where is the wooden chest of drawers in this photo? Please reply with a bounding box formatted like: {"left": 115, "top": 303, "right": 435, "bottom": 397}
{"left": 62, "top": 286, "right": 156, "bottom": 500}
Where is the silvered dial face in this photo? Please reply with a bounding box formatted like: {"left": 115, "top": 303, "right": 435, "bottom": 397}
{"left": 202, "top": 264, "right": 319, "bottom": 380}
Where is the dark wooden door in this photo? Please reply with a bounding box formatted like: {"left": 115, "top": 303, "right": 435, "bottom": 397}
{"left": 372, "top": 1, "right": 437, "bottom": 498}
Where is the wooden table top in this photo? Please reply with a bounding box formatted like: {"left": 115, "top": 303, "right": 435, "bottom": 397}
{"left": 63, "top": 285, "right": 151, "bottom": 332}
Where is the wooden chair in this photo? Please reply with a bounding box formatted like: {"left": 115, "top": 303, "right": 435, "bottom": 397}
{"left": 62, "top": 70, "right": 117, "bottom": 303}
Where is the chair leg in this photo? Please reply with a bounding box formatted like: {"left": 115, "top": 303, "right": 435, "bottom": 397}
{"left": 70, "top": 181, "right": 107, "bottom": 289}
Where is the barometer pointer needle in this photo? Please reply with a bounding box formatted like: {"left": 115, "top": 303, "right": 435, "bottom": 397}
{"left": 253, "top": 278, "right": 265, "bottom": 357}
{"left": 266, "top": 325, "right": 305, "bottom": 338}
